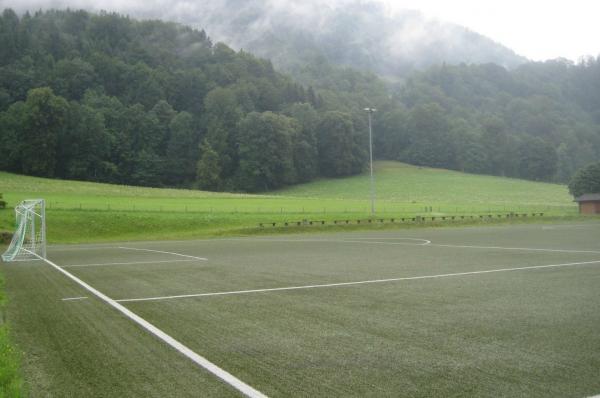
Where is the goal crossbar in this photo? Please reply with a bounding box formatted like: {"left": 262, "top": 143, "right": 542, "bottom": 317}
{"left": 2, "top": 199, "right": 46, "bottom": 262}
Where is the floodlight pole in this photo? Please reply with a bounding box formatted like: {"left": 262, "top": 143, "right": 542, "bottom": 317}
{"left": 364, "top": 107, "right": 377, "bottom": 215}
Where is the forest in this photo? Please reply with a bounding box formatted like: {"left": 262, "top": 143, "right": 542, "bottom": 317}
{"left": 0, "top": 9, "right": 599, "bottom": 191}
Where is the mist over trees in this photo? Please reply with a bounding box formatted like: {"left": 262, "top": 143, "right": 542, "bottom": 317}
{"left": 0, "top": 9, "right": 599, "bottom": 192}
{"left": 173, "top": 0, "right": 527, "bottom": 80}
{"left": 4, "top": 0, "right": 527, "bottom": 79}
{"left": 390, "top": 61, "right": 600, "bottom": 181}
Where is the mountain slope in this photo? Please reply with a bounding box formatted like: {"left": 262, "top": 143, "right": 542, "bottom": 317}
{"left": 195, "top": 0, "right": 527, "bottom": 79}
{"left": 6, "top": 0, "right": 527, "bottom": 79}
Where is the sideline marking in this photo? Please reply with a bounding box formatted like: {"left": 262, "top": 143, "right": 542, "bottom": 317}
{"left": 342, "top": 238, "right": 431, "bottom": 245}
{"left": 35, "top": 254, "right": 267, "bottom": 398}
{"left": 48, "top": 245, "right": 122, "bottom": 251}
{"left": 218, "top": 237, "right": 599, "bottom": 253}
{"left": 116, "top": 259, "right": 600, "bottom": 303}
{"left": 541, "top": 224, "right": 600, "bottom": 230}
{"left": 118, "top": 246, "right": 207, "bottom": 261}
{"left": 429, "top": 243, "right": 600, "bottom": 254}
{"left": 61, "top": 259, "right": 201, "bottom": 268}
{"left": 61, "top": 296, "right": 88, "bottom": 301}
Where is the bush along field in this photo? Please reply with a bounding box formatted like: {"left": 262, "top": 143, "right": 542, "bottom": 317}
{"left": 0, "top": 161, "right": 583, "bottom": 243}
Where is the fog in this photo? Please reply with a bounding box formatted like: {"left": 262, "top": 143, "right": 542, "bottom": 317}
{"left": 0, "top": 0, "right": 527, "bottom": 77}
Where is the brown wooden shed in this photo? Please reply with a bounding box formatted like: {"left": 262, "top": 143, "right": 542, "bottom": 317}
{"left": 574, "top": 193, "right": 600, "bottom": 214}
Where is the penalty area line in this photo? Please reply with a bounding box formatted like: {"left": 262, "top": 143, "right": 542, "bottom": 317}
{"left": 116, "top": 259, "right": 600, "bottom": 303}
{"left": 61, "top": 259, "right": 202, "bottom": 268}
{"left": 118, "top": 246, "right": 207, "bottom": 261}
{"left": 429, "top": 243, "right": 600, "bottom": 254}
{"left": 35, "top": 254, "right": 267, "bottom": 398}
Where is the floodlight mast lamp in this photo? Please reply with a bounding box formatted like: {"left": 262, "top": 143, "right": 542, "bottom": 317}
{"left": 364, "top": 107, "right": 377, "bottom": 215}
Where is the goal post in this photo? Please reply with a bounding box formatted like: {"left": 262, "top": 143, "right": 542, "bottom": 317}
{"left": 1, "top": 199, "right": 46, "bottom": 262}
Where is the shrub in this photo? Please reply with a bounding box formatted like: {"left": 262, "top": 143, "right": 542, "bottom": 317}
{"left": 568, "top": 162, "right": 600, "bottom": 197}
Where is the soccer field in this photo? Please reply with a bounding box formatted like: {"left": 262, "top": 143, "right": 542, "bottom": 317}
{"left": 3, "top": 222, "right": 600, "bottom": 397}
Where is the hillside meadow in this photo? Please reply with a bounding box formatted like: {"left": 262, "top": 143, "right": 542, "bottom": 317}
{"left": 0, "top": 162, "right": 579, "bottom": 243}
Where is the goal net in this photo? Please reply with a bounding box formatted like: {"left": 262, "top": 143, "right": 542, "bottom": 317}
{"left": 1, "top": 199, "right": 46, "bottom": 262}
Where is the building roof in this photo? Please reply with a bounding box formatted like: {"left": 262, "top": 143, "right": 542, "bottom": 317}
{"left": 574, "top": 193, "right": 600, "bottom": 202}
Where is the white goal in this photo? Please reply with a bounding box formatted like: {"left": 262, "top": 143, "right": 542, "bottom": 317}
{"left": 1, "top": 199, "right": 46, "bottom": 262}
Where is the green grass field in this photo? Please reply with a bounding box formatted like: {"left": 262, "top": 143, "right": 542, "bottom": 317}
{"left": 275, "top": 162, "right": 573, "bottom": 206}
{"left": 0, "top": 271, "right": 23, "bottom": 397}
{"left": 2, "top": 223, "right": 600, "bottom": 396}
{"left": 0, "top": 162, "right": 579, "bottom": 243}
{"left": 0, "top": 164, "right": 598, "bottom": 396}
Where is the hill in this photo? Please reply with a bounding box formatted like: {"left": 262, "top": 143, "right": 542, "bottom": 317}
{"left": 1, "top": 9, "right": 598, "bottom": 190}
{"left": 146, "top": 0, "right": 527, "bottom": 80}
{"left": 6, "top": 0, "right": 527, "bottom": 79}
{"left": 0, "top": 9, "right": 372, "bottom": 192}
{"left": 0, "top": 162, "right": 577, "bottom": 243}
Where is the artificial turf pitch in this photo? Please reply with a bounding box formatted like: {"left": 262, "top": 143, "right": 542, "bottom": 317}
{"left": 2, "top": 222, "right": 600, "bottom": 397}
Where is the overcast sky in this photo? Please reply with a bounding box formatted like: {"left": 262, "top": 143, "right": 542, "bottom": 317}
{"left": 384, "top": 0, "right": 600, "bottom": 61}
{"left": 3, "top": 0, "right": 599, "bottom": 62}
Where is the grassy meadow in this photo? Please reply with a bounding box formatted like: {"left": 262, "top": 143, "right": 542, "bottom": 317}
{"left": 0, "top": 161, "right": 579, "bottom": 243}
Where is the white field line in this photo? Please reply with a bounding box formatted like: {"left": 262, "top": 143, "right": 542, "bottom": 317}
{"left": 341, "top": 239, "right": 430, "bottom": 246}
{"left": 429, "top": 243, "right": 600, "bottom": 254}
{"left": 118, "top": 246, "right": 207, "bottom": 261}
{"left": 46, "top": 237, "right": 599, "bottom": 255}
{"left": 48, "top": 246, "right": 123, "bottom": 251}
{"left": 224, "top": 237, "right": 430, "bottom": 244}
{"left": 342, "top": 238, "right": 430, "bottom": 244}
{"left": 116, "top": 259, "right": 600, "bottom": 303}
{"left": 61, "top": 259, "right": 201, "bottom": 268}
{"left": 36, "top": 254, "right": 267, "bottom": 398}
{"left": 61, "top": 296, "right": 88, "bottom": 301}
{"left": 541, "top": 223, "right": 600, "bottom": 229}
{"left": 216, "top": 237, "right": 600, "bottom": 254}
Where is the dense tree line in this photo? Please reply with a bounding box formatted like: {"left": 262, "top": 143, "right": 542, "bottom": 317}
{"left": 280, "top": 55, "right": 600, "bottom": 183}
{"left": 380, "top": 61, "right": 600, "bottom": 182}
{"left": 0, "top": 9, "right": 367, "bottom": 191}
{"left": 1, "top": 9, "right": 599, "bottom": 192}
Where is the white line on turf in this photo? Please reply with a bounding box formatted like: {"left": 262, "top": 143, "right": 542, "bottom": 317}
{"left": 221, "top": 237, "right": 432, "bottom": 247}
{"left": 46, "top": 235, "right": 600, "bottom": 254}
{"left": 61, "top": 259, "right": 201, "bottom": 268}
{"left": 341, "top": 239, "right": 431, "bottom": 246}
{"left": 118, "top": 246, "right": 207, "bottom": 261}
{"left": 215, "top": 237, "right": 600, "bottom": 253}
{"left": 61, "top": 296, "right": 88, "bottom": 301}
{"left": 116, "top": 259, "right": 600, "bottom": 303}
{"left": 429, "top": 243, "right": 600, "bottom": 254}
{"left": 47, "top": 246, "right": 123, "bottom": 251}
{"left": 36, "top": 254, "right": 267, "bottom": 398}
{"left": 541, "top": 223, "right": 600, "bottom": 229}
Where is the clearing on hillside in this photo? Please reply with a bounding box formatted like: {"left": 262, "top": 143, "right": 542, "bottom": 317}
{"left": 0, "top": 163, "right": 578, "bottom": 243}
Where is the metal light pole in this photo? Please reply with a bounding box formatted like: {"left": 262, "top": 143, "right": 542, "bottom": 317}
{"left": 364, "top": 107, "right": 377, "bottom": 215}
